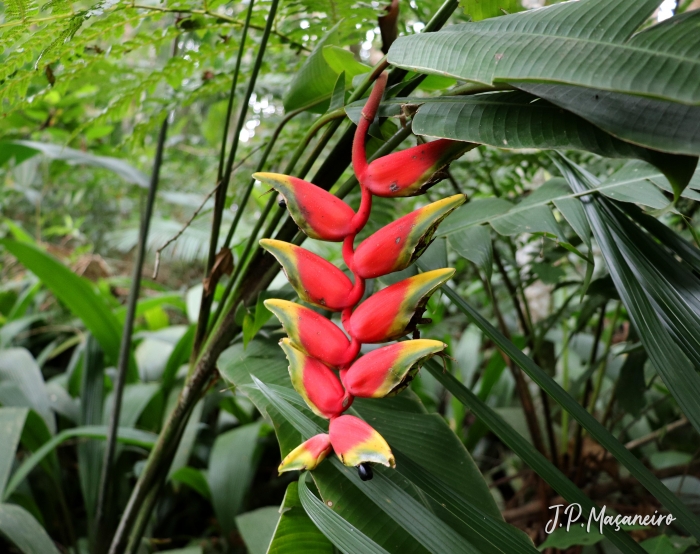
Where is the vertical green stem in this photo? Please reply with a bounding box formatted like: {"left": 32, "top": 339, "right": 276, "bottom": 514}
{"left": 96, "top": 109, "right": 169, "bottom": 552}
{"left": 194, "top": 0, "right": 278, "bottom": 353}
{"left": 560, "top": 319, "right": 570, "bottom": 457}
{"left": 588, "top": 302, "right": 622, "bottom": 414}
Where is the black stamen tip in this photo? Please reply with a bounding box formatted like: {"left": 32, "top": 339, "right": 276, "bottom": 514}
{"left": 277, "top": 196, "right": 286, "bottom": 208}
{"left": 358, "top": 462, "right": 373, "bottom": 481}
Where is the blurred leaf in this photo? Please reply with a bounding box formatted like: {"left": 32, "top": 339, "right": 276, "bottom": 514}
{"left": 6, "top": 140, "right": 148, "bottom": 187}
{"left": 243, "top": 291, "right": 275, "bottom": 348}
{"left": 615, "top": 351, "right": 647, "bottom": 417}
{"left": 78, "top": 336, "right": 104, "bottom": 532}
{"left": 103, "top": 383, "right": 160, "bottom": 429}
{"left": 641, "top": 534, "right": 696, "bottom": 554}
{"left": 459, "top": 0, "right": 523, "bottom": 21}
{"left": 650, "top": 452, "right": 693, "bottom": 470}
{"left": 170, "top": 467, "right": 211, "bottom": 501}
{"left": 448, "top": 225, "right": 493, "bottom": 280}
{"left": 0, "top": 349, "right": 55, "bottom": 434}
{"left": 322, "top": 46, "right": 371, "bottom": 84}
{"left": 0, "top": 240, "right": 135, "bottom": 375}
{"left": 208, "top": 421, "right": 263, "bottom": 533}
{"left": 4, "top": 426, "right": 156, "bottom": 501}
{"left": 539, "top": 525, "right": 604, "bottom": 550}
{"left": 161, "top": 324, "right": 195, "bottom": 393}
{"left": 284, "top": 22, "right": 342, "bottom": 113}
{"left": 236, "top": 506, "right": 279, "bottom": 554}
{"left": 0, "top": 502, "right": 61, "bottom": 554}
{"left": 265, "top": 481, "right": 333, "bottom": 554}
{"left": 0, "top": 408, "right": 28, "bottom": 496}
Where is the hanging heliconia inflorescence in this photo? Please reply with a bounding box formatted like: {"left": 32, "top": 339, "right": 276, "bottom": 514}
{"left": 257, "top": 72, "right": 467, "bottom": 481}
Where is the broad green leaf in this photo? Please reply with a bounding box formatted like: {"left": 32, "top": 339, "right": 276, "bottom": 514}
{"left": 298, "top": 475, "right": 389, "bottom": 554}
{"left": 208, "top": 421, "right": 263, "bottom": 533}
{"left": 284, "top": 22, "right": 342, "bottom": 113}
{"left": 8, "top": 140, "right": 148, "bottom": 187}
{"left": 0, "top": 240, "right": 135, "bottom": 375}
{"left": 0, "top": 349, "right": 54, "bottom": 434}
{"left": 0, "top": 502, "right": 61, "bottom": 554}
{"left": 170, "top": 467, "right": 211, "bottom": 501}
{"left": 266, "top": 481, "right": 334, "bottom": 554}
{"left": 78, "top": 336, "right": 104, "bottom": 532}
{"left": 0, "top": 408, "right": 27, "bottom": 496}
{"left": 0, "top": 143, "right": 38, "bottom": 167}
{"left": 423, "top": 359, "right": 647, "bottom": 554}
{"left": 253, "top": 377, "right": 536, "bottom": 554}
{"left": 553, "top": 196, "right": 591, "bottom": 249}
{"left": 448, "top": 225, "right": 493, "bottom": 280}
{"left": 3, "top": 425, "right": 156, "bottom": 500}
{"left": 419, "top": 260, "right": 700, "bottom": 542}
{"left": 518, "top": 84, "right": 700, "bottom": 156}
{"left": 388, "top": 0, "right": 700, "bottom": 105}
{"left": 236, "top": 506, "right": 279, "bottom": 554}
{"left": 459, "top": 0, "right": 523, "bottom": 21}
{"left": 407, "top": 93, "right": 696, "bottom": 191}
{"left": 322, "top": 46, "right": 372, "bottom": 84}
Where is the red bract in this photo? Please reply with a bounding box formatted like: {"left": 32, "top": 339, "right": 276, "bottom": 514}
{"left": 346, "top": 268, "right": 454, "bottom": 343}
{"left": 340, "top": 339, "right": 445, "bottom": 398}
{"left": 280, "top": 339, "right": 351, "bottom": 418}
{"left": 259, "top": 70, "right": 469, "bottom": 477}
{"left": 261, "top": 239, "right": 362, "bottom": 311}
{"left": 329, "top": 415, "right": 395, "bottom": 468}
{"left": 254, "top": 172, "right": 355, "bottom": 241}
{"left": 353, "top": 194, "right": 465, "bottom": 279}
{"left": 363, "top": 139, "right": 473, "bottom": 197}
{"left": 264, "top": 299, "right": 359, "bottom": 367}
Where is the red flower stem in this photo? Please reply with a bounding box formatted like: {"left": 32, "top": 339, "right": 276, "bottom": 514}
{"left": 352, "top": 71, "right": 388, "bottom": 180}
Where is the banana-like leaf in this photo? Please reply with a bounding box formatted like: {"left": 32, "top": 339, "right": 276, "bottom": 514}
{"left": 388, "top": 0, "right": 700, "bottom": 106}
{"left": 418, "top": 260, "right": 700, "bottom": 541}
{"left": 516, "top": 84, "right": 700, "bottom": 156}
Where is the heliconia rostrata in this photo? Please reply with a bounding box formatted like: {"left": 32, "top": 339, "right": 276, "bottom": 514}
{"left": 257, "top": 72, "right": 468, "bottom": 480}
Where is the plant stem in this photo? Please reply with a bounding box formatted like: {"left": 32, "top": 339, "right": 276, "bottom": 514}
{"left": 96, "top": 111, "right": 169, "bottom": 551}
{"left": 560, "top": 319, "right": 570, "bottom": 458}
{"left": 194, "top": 0, "right": 279, "bottom": 354}
{"left": 588, "top": 302, "right": 621, "bottom": 414}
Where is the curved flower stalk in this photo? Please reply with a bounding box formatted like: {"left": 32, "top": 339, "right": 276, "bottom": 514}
{"left": 259, "top": 71, "right": 467, "bottom": 480}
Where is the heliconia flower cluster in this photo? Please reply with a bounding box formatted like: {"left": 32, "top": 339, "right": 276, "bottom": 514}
{"left": 256, "top": 72, "right": 467, "bottom": 480}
